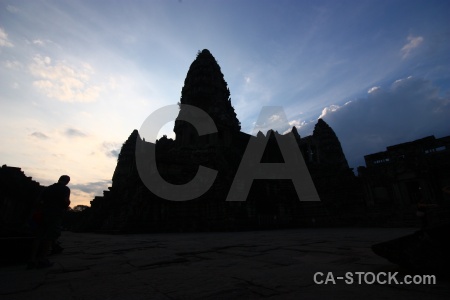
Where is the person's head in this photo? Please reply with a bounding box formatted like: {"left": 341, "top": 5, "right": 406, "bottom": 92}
{"left": 58, "top": 175, "right": 70, "bottom": 185}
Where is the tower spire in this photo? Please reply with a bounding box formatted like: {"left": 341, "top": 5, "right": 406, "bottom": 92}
{"left": 174, "top": 49, "right": 240, "bottom": 143}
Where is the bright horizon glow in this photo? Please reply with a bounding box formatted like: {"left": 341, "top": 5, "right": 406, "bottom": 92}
{"left": 1, "top": 0, "right": 449, "bottom": 207}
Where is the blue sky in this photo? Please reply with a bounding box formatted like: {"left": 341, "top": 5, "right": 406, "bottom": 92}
{"left": 1, "top": 0, "right": 449, "bottom": 206}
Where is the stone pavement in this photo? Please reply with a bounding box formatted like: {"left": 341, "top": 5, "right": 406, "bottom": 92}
{"left": 1, "top": 228, "right": 449, "bottom": 299}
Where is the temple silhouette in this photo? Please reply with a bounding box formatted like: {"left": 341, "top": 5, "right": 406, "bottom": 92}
{"left": 1, "top": 50, "right": 449, "bottom": 235}
{"left": 82, "top": 49, "right": 362, "bottom": 232}
{"left": 0, "top": 165, "right": 43, "bottom": 236}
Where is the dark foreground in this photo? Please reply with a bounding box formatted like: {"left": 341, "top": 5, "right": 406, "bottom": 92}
{"left": 1, "top": 228, "right": 449, "bottom": 299}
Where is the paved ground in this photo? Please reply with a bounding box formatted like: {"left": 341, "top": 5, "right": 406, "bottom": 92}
{"left": 1, "top": 228, "right": 449, "bottom": 299}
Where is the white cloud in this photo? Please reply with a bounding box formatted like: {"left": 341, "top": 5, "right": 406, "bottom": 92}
{"left": 312, "top": 76, "right": 450, "bottom": 168}
{"left": 33, "top": 39, "right": 45, "bottom": 46}
{"left": 401, "top": 35, "right": 424, "bottom": 59}
{"left": 289, "top": 119, "right": 306, "bottom": 128}
{"left": 368, "top": 86, "right": 380, "bottom": 94}
{"left": 282, "top": 119, "right": 308, "bottom": 134}
{"left": 268, "top": 114, "right": 280, "bottom": 122}
{"left": 0, "top": 27, "right": 14, "bottom": 47}
{"left": 318, "top": 104, "right": 340, "bottom": 119}
{"left": 29, "top": 55, "right": 102, "bottom": 102}
{"left": 393, "top": 76, "right": 414, "bottom": 87}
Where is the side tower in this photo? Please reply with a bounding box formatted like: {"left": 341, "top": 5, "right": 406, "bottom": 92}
{"left": 312, "top": 118, "right": 349, "bottom": 170}
{"left": 111, "top": 130, "right": 140, "bottom": 190}
{"left": 174, "top": 49, "right": 241, "bottom": 146}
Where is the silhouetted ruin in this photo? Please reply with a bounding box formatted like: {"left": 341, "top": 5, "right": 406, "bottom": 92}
{"left": 80, "top": 50, "right": 363, "bottom": 232}
{"left": 0, "top": 165, "right": 43, "bottom": 236}
{"left": 368, "top": 136, "right": 450, "bottom": 274}
{"left": 359, "top": 135, "right": 450, "bottom": 226}
{"left": 0, "top": 165, "right": 44, "bottom": 265}
{"left": 3, "top": 50, "right": 448, "bottom": 234}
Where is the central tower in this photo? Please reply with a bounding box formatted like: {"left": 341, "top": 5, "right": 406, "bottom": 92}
{"left": 174, "top": 49, "right": 241, "bottom": 146}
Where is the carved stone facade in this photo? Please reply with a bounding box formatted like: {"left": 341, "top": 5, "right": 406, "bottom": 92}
{"left": 82, "top": 50, "right": 362, "bottom": 232}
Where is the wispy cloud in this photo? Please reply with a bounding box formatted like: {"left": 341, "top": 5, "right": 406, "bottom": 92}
{"left": 367, "top": 86, "right": 380, "bottom": 94}
{"left": 69, "top": 180, "right": 111, "bottom": 206}
{"left": 401, "top": 35, "right": 424, "bottom": 59}
{"left": 70, "top": 180, "right": 111, "bottom": 195}
{"left": 33, "top": 39, "right": 45, "bottom": 46}
{"left": 4, "top": 60, "right": 22, "bottom": 70}
{"left": 29, "top": 55, "right": 102, "bottom": 102}
{"left": 0, "top": 28, "right": 14, "bottom": 47}
{"left": 30, "top": 131, "right": 49, "bottom": 139}
{"left": 64, "top": 128, "right": 87, "bottom": 138}
{"left": 101, "top": 142, "right": 121, "bottom": 158}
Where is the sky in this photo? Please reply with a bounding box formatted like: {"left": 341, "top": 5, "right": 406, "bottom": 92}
{"left": 1, "top": 0, "right": 449, "bottom": 207}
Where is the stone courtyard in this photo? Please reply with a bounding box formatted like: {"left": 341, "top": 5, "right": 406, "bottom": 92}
{"left": 1, "top": 228, "right": 449, "bottom": 299}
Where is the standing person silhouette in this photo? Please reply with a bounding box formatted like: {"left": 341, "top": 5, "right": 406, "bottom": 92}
{"left": 28, "top": 175, "right": 71, "bottom": 269}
